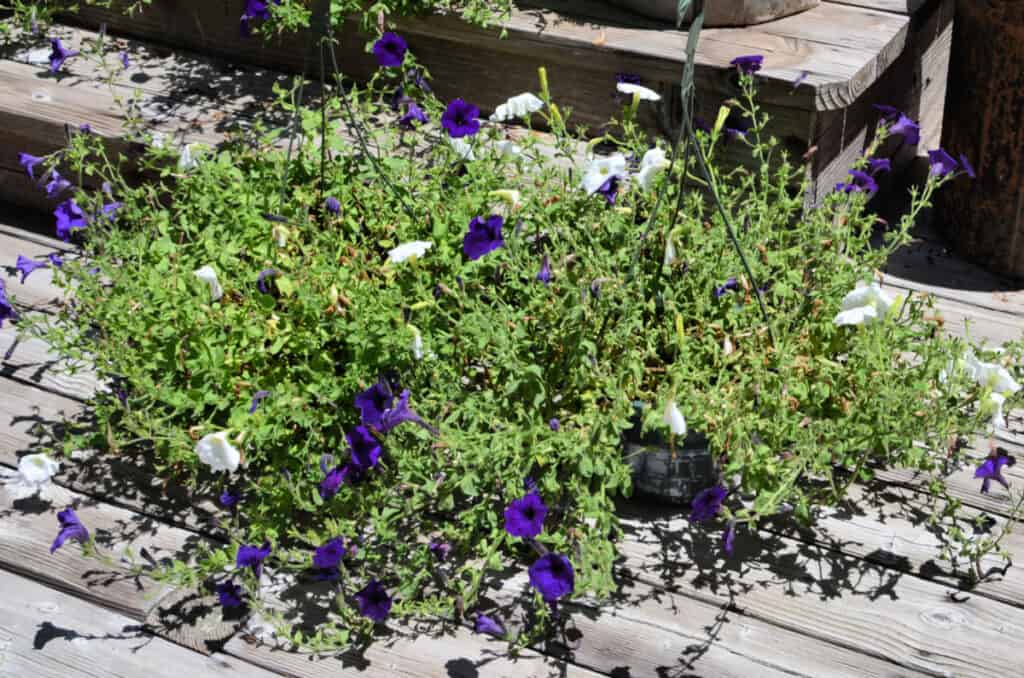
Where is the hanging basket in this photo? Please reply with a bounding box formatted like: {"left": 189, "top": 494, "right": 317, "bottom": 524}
{"left": 606, "top": 0, "right": 820, "bottom": 27}
{"left": 623, "top": 406, "right": 718, "bottom": 505}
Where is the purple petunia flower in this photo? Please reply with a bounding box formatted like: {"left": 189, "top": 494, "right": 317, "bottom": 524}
{"left": 867, "top": 158, "right": 891, "bottom": 175}
{"left": 596, "top": 176, "right": 619, "bottom": 206}
{"left": 889, "top": 114, "right": 920, "bottom": 146}
{"left": 249, "top": 389, "right": 271, "bottom": 414}
{"left": 379, "top": 389, "right": 427, "bottom": 432}
{"left": 319, "top": 464, "right": 352, "bottom": 500}
{"left": 399, "top": 101, "right": 428, "bottom": 129}
{"left": 373, "top": 32, "right": 408, "bottom": 68}
{"left": 18, "top": 152, "right": 44, "bottom": 180}
{"left": 463, "top": 214, "right": 504, "bottom": 260}
{"left": 928, "top": 149, "right": 959, "bottom": 177}
{"left": 959, "top": 154, "right": 977, "bottom": 179}
{"left": 325, "top": 197, "right": 341, "bottom": 215}
{"left": 96, "top": 202, "right": 122, "bottom": 224}
{"left": 528, "top": 553, "right": 575, "bottom": 602}
{"left": 730, "top": 54, "right": 763, "bottom": 75}
{"left": 78, "top": 124, "right": 92, "bottom": 134}
{"left": 119, "top": 50, "right": 130, "bottom": 69}
{"left": 428, "top": 540, "right": 451, "bottom": 561}
{"left": 549, "top": 418, "right": 560, "bottom": 432}
{"left": 236, "top": 540, "right": 271, "bottom": 578}
{"left": 215, "top": 581, "right": 245, "bottom": 608}
{"left": 348, "top": 425, "right": 382, "bottom": 470}
{"left": 407, "top": 67, "right": 431, "bottom": 93}
{"left": 975, "top": 452, "right": 1015, "bottom": 494}
{"left": 723, "top": 110, "right": 751, "bottom": 140}
{"left": 689, "top": 485, "right": 728, "bottom": 522}
{"left": 474, "top": 613, "right": 505, "bottom": 637}
{"left": 714, "top": 277, "right": 739, "bottom": 299}
{"left": 219, "top": 488, "right": 242, "bottom": 508}
{"left": 47, "top": 253, "right": 64, "bottom": 267}
{"left": 240, "top": 0, "right": 277, "bottom": 36}
{"left": 390, "top": 86, "right": 410, "bottom": 111}
{"left": 536, "top": 255, "right": 552, "bottom": 285}
{"left": 354, "top": 578, "right": 392, "bottom": 622}
{"left": 616, "top": 73, "right": 641, "bottom": 85}
{"left": 44, "top": 171, "right": 71, "bottom": 198}
{"left": 256, "top": 268, "right": 277, "bottom": 294}
{"left": 504, "top": 492, "right": 548, "bottom": 539}
{"left": 15, "top": 255, "right": 48, "bottom": 284}
{"left": 441, "top": 98, "right": 481, "bottom": 138}
{"left": 50, "top": 508, "right": 89, "bottom": 553}
{"left": 313, "top": 537, "right": 347, "bottom": 571}
{"left": 1, "top": 281, "right": 19, "bottom": 327}
{"left": 54, "top": 199, "right": 87, "bottom": 242}
{"left": 847, "top": 169, "right": 879, "bottom": 193}
{"left": 356, "top": 381, "right": 394, "bottom": 429}
{"left": 723, "top": 521, "right": 736, "bottom": 556}
{"left": 835, "top": 169, "right": 879, "bottom": 195}
{"left": 48, "top": 38, "right": 78, "bottom": 73}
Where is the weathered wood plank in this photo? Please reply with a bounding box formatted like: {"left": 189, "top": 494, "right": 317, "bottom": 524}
{"left": 0, "top": 568, "right": 273, "bottom": 678}
{"left": 71, "top": 0, "right": 912, "bottom": 112}
{"left": 0, "top": 324, "right": 99, "bottom": 402}
{"left": 804, "top": 0, "right": 951, "bottom": 203}
{"left": 617, "top": 506, "right": 1024, "bottom": 678}
{"left": 766, "top": 482, "right": 1024, "bottom": 608}
{"left": 0, "top": 480, "right": 182, "bottom": 620}
{"left": 884, "top": 223, "right": 1024, "bottom": 318}
{"left": 0, "top": 229, "right": 71, "bottom": 315}
{"left": 827, "top": 0, "right": 927, "bottom": 15}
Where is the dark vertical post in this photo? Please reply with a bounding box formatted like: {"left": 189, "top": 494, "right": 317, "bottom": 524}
{"left": 937, "top": 1, "right": 1024, "bottom": 278}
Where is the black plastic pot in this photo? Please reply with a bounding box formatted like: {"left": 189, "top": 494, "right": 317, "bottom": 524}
{"left": 623, "top": 404, "right": 717, "bottom": 505}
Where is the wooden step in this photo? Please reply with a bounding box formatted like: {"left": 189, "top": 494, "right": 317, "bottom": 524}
{"left": 63, "top": 0, "right": 953, "bottom": 204}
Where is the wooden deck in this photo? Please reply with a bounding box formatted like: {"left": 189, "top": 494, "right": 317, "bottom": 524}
{"left": 0, "top": 0, "right": 950, "bottom": 207}
{"left": 1, "top": 202, "right": 1024, "bottom": 676}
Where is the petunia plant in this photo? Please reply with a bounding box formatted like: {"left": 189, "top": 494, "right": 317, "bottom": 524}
{"left": 8, "top": 21, "right": 1023, "bottom": 654}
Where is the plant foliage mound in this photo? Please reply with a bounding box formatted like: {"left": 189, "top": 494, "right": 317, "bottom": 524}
{"left": 8, "top": 17, "right": 1023, "bottom": 652}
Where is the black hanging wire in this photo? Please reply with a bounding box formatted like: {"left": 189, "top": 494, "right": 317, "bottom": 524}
{"left": 637, "top": 0, "right": 774, "bottom": 346}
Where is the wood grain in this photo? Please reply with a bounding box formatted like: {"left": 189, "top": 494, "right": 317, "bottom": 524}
{"left": 70, "top": 0, "right": 913, "bottom": 112}
{"left": 617, "top": 507, "right": 1024, "bottom": 678}
{"left": 0, "top": 568, "right": 272, "bottom": 678}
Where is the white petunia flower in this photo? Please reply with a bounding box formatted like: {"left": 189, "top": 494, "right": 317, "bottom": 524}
{"left": 489, "top": 93, "right": 544, "bottom": 122}
{"left": 388, "top": 241, "right": 433, "bottom": 263}
{"left": 272, "top": 224, "right": 288, "bottom": 248}
{"left": 581, "top": 153, "right": 627, "bottom": 195}
{"left": 833, "top": 282, "right": 896, "bottom": 326}
{"left": 411, "top": 326, "right": 424, "bottom": 360}
{"left": 663, "top": 237, "right": 677, "bottom": 267}
{"left": 150, "top": 131, "right": 166, "bottom": 149}
{"left": 178, "top": 144, "right": 199, "bottom": 171}
{"left": 195, "top": 431, "right": 241, "bottom": 473}
{"left": 449, "top": 136, "right": 476, "bottom": 161}
{"left": 636, "top": 148, "right": 671, "bottom": 191}
{"left": 495, "top": 140, "right": 523, "bottom": 158}
{"left": 964, "top": 351, "right": 1021, "bottom": 394}
{"left": 193, "top": 265, "right": 223, "bottom": 301}
{"left": 2, "top": 453, "right": 60, "bottom": 500}
{"left": 663, "top": 399, "right": 687, "bottom": 436}
{"left": 616, "top": 82, "right": 661, "bottom": 102}
{"left": 987, "top": 392, "right": 1008, "bottom": 430}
